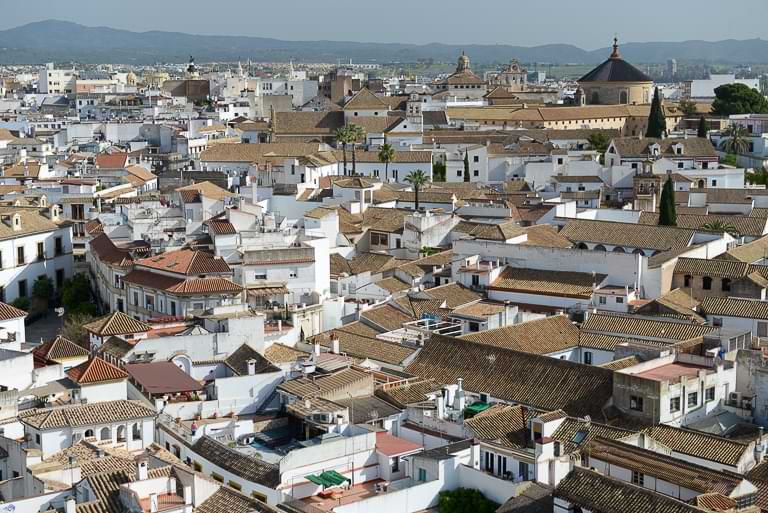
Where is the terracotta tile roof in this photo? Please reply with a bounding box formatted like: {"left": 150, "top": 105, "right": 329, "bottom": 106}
{"left": 200, "top": 142, "right": 327, "bottom": 162}
{"left": 263, "top": 343, "right": 308, "bottom": 365}
{"left": 449, "top": 300, "right": 507, "bottom": 319}
{"left": 611, "top": 137, "right": 716, "bottom": 158}
{"left": 0, "top": 301, "right": 27, "bottom": 321}
{"left": 205, "top": 219, "right": 237, "bottom": 235}
{"left": 311, "top": 321, "right": 417, "bottom": 366}
{"left": 699, "top": 296, "right": 768, "bottom": 320}
{"left": 2, "top": 161, "right": 42, "bottom": 178}
{"left": 554, "top": 468, "right": 706, "bottom": 513}
{"left": 165, "top": 277, "right": 243, "bottom": 295}
{"left": 0, "top": 207, "right": 64, "bottom": 241}
{"left": 405, "top": 335, "right": 614, "bottom": 418}
{"left": 224, "top": 344, "right": 280, "bottom": 376}
{"left": 98, "top": 337, "right": 135, "bottom": 360}
{"left": 644, "top": 424, "right": 749, "bottom": 467}
{"left": 674, "top": 257, "right": 768, "bottom": 288}
{"left": 489, "top": 267, "right": 606, "bottom": 299}
{"left": 638, "top": 212, "right": 768, "bottom": 238}
{"left": 83, "top": 311, "right": 151, "bottom": 336}
{"left": 277, "top": 367, "right": 371, "bottom": 399}
{"left": 360, "top": 304, "right": 415, "bottom": 332}
{"left": 330, "top": 252, "right": 403, "bottom": 276}
{"left": 196, "top": 487, "right": 276, "bottom": 513}
{"left": 719, "top": 236, "right": 768, "bottom": 263}
{"left": 584, "top": 437, "right": 745, "bottom": 496}
{"left": 33, "top": 336, "right": 89, "bottom": 361}
{"left": 176, "top": 181, "right": 234, "bottom": 201}
{"left": 375, "top": 276, "right": 411, "bottom": 293}
{"left": 453, "top": 220, "right": 525, "bottom": 241}
{"left": 581, "top": 313, "right": 715, "bottom": 342}
{"left": 462, "top": 315, "right": 580, "bottom": 354}
{"left": 67, "top": 357, "right": 129, "bottom": 384}
{"left": 375, "top": 379, "right": 442, "bottom": 407}
{"left": 394, "top": 283, "right": 481, "bottom": 318}
{"left": 89, "top": 233, "right": 133, "bottom": 268}
{"left": 95, "top": 153, "right": 129, "bottom": 169}
{"left": 560, "top": 219, "right": 695, "bottom": 252}
{"left": 85, "top": 219, "right": 104, "bottom": 235}
{"left": 551, "top": 416, "right": 636, "bottom": 455}
{"left": 136, "top": 249, "right": 231, "bottom": 276}
{"left": 343, "top": 88, "right": 389, "bottom": 110}
{"left": 396, "top": 250, "right": 454, "bottom": 279}
{"left": 124, "top": 362, "right": 203, "bottom": 394}
{"left": 350, "top": 150, "right": 432, "bottom": 163}
{"left": 21, "top": 400, "right": 156, "bottom": 430}
{"left": 520, "top": 224, "right": 573, "bottom": 249}
{"left": 691, "top": 493, "right": 738, "bottom": 512}
{"left": 578, "top": 333, "right": 639, "bottom": 351}
{"left": 599, "top": 355, "right": 642, "bottom": 370}
{"left": 635, "top": 288, "right": 704, "bottom": 323}
{"left": 192, "top": 436, "right": 280, "bottom": 487}
{"left": 465, "top": 404, "right": 531, "bottom": 449}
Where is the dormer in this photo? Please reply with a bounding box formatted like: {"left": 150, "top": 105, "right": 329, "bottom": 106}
{"left": 51, "top": 205, "right": 61, "bottom": 222}
{"left": 648, "top": 143, "right": 661, "bottom": 157}
{"left": 671, "top": 142, "right": 684, "bottom": 156}
{"left": 12, "top": 213, "right": 21, "bottom": 231}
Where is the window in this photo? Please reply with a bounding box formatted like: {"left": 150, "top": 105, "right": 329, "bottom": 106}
{"left": 251, "top": 491, "right": 267, "bottom": 502}
{"left": 722, "top": 278, "right": 731, "bottom": 292}
{"left": 18, "top": 279, "right": 27, "bottom": 298}
{"left": 713, "top": 317, "right": 723, "bottom": 327}
{"left": 211, "top": 473, "right": 224, "bottom": 483}
{"left": 631, "top": 470, "right": 644, "bottom": 486}
{"left": 473, "top": 155, "right": 479, "bottom": 163}
{"left": 17, "top": 246, "right": 25, "bottom": 265}
{"left": 469, "top": 322, "right": 480, "bottom": 332}
{"left": 712, "top": 180, "right": 717, "bottom": 187}
{"left": 418, "top": 468, "right": 427, "bottom": 482}
{"left": 254, "top": 271, "right": 267, "bottom": 280}
{"left": 688, "top": 391, "right": 698, "bottom": 407}
{"left": 193, "top": 302, "right": 204, "bottom": 310}
{"left": 703, "top": 277, "right": 712, "bottom": 290}
{"left": 228, "top": 481, "right": 242, "bottom": 491}
{"left": 758, "top": 321, "right": 768, "bottom": 338}
{"left": 56, "top": 269, "right": 65, "bottom": 289}
{"left": 457, "top": 170, "right": 462, "bottom": 177}
{"left": 55, "top": 237, "right": 63, "bottom": 256}
{"left": 583, "top": 352, "right": 593, "bottom": 365}
{"left": 471, "top": 274, "right": 480, "bottom": 287}
{"left": 145, "top": 295, "right": 155, "bottom": 310}
{"left": 37, "top": 242, "right": 45, "bottom": 260}
{"left": 133, "top": 291, "right": 139, "bottom": 306}
{"left": 473, "top": 170, "right": 479, "bottom": 177}
{"left": 616, "top": 297, "right": 624, "bottom": 304}
{"left": 706, "top": 387, "right": 715, "bottom": 401}
{"left": 371, "top": 232, "right": 389, "bottom": 246}
{"left": 684, "top": 275, "right": 692, "bottom": 287}
{"left": 678, "top": 162, "right": 684, "bottom": 169}
{"left": 670, "top": 396, "right": 681, "bottom": 412}
{"left": 599, "top": 296, "right": 606, "bottom": 305}
{"left": 519, "top": 462, "right": 529, "bottom": 479}
{"left": 170, "top": 301, "right": 177, "bottom": 316}
{"left": 391, "top": 457, "right": 400, "bottom": 473}
{"left": 630, "top": 395, "right": 643, "bottom": 411}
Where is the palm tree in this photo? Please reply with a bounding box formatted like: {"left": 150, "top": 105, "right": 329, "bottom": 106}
{"left": 720, "top": 124, "right": 749, "bottom": 156}
{"left": 378, "top": 143, "right": 395, "bottom": 181}
{"left": 405, "top": 169, "right": 429, "bottom": 211}
{"left": 701, "top": 220, "right": 740, "bottom": 237}
{"left": 348, "top": 124, "right": 365, "bottom": 175}
{"left": 335, "top": 126, "right": 352, "bottom": 176}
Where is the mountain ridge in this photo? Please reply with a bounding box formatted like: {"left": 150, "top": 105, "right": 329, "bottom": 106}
{"left": 0, "top": 20, "right": 766, "bottom": 65}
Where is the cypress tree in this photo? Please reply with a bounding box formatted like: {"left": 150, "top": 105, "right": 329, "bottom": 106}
{"left": 658, "top": 175, "right": 677, "bottom": 226}
{"left": 697, "top": 116, "right": 708, "bottom": 138}
{"left": 463, "top": 152, "right": 470, "bottom": 182}
{"left": 646, "top": 87, "right": 666, "bottom": 139}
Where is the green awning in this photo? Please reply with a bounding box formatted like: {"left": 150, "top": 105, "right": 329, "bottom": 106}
{"left": 305, "top": 471, "right": 351, "bottom": 488}
{"left": 465, "top": 402, "right": 491, "bottom": 414}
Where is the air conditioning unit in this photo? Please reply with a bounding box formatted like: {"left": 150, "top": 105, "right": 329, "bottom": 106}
{"left": 730, "top": 392, "right": 742, "bottom": 403}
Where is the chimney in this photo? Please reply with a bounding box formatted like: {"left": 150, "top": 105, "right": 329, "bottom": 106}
{"left": 314, "top": 341, "right": 321, "bottom": 355}
{"left": 136, "top": 457, "right": 148, "bottom": 481}
{"left": 331, "top": 333, "right": 340, "bottom": 354}
{"left": 65, "top": 498, "right": 76, "bottom": 513}
{"left": 453, "top": 378, "right": 466, "bottom": 411}
{"left": 246, "top": 359, "right": 257, "bottom": 375}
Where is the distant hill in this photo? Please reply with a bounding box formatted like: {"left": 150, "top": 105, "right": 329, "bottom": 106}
{"left": 0, "top": 20, "right": 767, "bottom": 65}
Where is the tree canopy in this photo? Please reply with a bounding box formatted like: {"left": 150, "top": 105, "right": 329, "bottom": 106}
{"left": 646, "top": 87, "right": 666, "bottom": 138}
{"left": 438, "top": 488, "right": 498, "bottom": 513}
{"left": 711, "top": 83, "right": 768, "bottom": 116}
{"left": 658, "top": 175, "right": 677, "bottom": 227}
{"left": 61, "top": 274, "right": 97, "bottom": 316}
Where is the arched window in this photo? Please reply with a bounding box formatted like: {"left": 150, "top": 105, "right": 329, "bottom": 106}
{"left": 612, "top": 246, "right": 626, "bottom": 253}
{"left": 684, "top": 275, "right": 692, "bottom": 287}
{"left": 620, "top": 91, "right": 629, "bottom": 104}
{"left": 633, "top": 249, "right": 644, "bottom": 255}
{"left": 703, "top": 277, "right": 713, "bottom": 290}
{"left": 116, "top": 425, "right": 126, "bottom": 443}
{"left": 99, "top": 427, "right": 111, "bottom": 441}
{"left": 84, "top": 429, "right": 95, "bottom": 438}
{"left": 576, "top": 243, "right": 589, "bottom": 250}
{"left": 591, "top": 92, "right": 600, "bottom": 104}
{"left": 132, "top": 423, "right": 141, "bottom": 441}
{"left": 722, "top": 278, "right": 732, "bottom": 292}
{"left": 698, "top": 179, "right": 705, "bottom": 189}
{"left": 593, "top": 244, "right": 606, "bottom": 251}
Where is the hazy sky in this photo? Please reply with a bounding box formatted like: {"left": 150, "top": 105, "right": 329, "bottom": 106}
{"left": 2, "top": 0, "right": 766, "bottom": 49}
